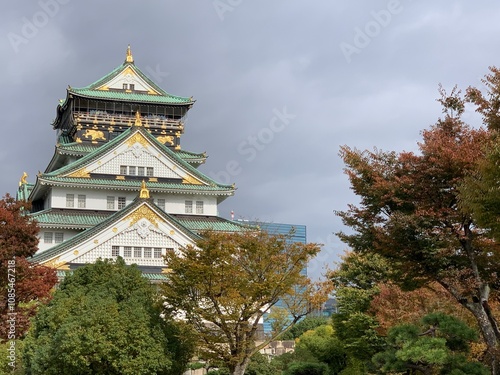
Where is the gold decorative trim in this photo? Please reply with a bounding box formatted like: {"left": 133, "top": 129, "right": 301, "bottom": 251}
{"left": 112, "top": 227, "right": 118, "bottom": 233}
{"left": 124, "top": 205, "right": 161, "bottom": 228}
{"left": 44, "top": 256, "right": 69, "bottom": 270}
{"left": 126, "top": 132, "right": 149, "bottom": 148}
{"left": 94, "top": 239, "right": 99, "bottom": 244}
{"left": 19, "top": 172, "right": 28, "bottom": 186}
{"left": 156, "top": 135, "right": 174, "bottom": 145}
{"left": 123, "top": 66, "right": 136, "bottom": 76}
{"left": 148, "top": 177, "right": 158, "bottom": 182}
{"left": 169, "top": 230, "right": 175, "bottom": 235}
{"left": 73, "top": 250, "right": 79, "bottom": 255}
{"left": 98, "top": 86, "right": 109, "bottom": 91}
{"left": 68, "top": 168, "right": 90, "bottom": 178}
{"left": 116, "top": 175, "right": 125, "bottom": 180}
{"left": 161, "top": 268, "right": 172, "bottom": 274}
{"left": 182, "top": 175, "right": 202, "bottom": 185}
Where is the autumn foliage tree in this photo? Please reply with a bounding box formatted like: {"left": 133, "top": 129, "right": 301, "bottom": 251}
{"left": 0, "top": 194, "right": 57, "bottom": 340}
{"left": 460, "top": 67, "right": 500, "bottom": 240}
{"left": 161, "top": 230, "right": 329, "bottom": 375}
{"left": 336, "top": 81, "right": 500, "bottom": 372}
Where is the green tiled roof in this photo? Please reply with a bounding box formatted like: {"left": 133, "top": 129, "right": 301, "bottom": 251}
{"left": 58, "top": 142, "right": 99, "bottom": 155}
{"left": 172, "top": 215, "right": 255, "bottom": 232}
{"left": 45, "top": 127, "right": 231, "bottom": 189}
{"left": 69, "top": 88, "right": 192, "bottom": 105}
{"left": 173, "top": 150, "right": 207, "bottom": 163}
{"left": 40, "top": 176, "right": 234, "bottom": 194}
{"left": 31, "top": 209, "right": 112, "bottom": 229}
{"left": 57, "top": 135, "right": 205, "bottom": 162}
{"left": 67, "top": 60, "right": 193, "bottom": 105}
{"left": 56, "top": 269, "right": 168, "bottom": 281}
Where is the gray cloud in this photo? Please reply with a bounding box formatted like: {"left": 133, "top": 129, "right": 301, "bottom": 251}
{"left": 2, "top": 0, "right": 499, "bottom": 280}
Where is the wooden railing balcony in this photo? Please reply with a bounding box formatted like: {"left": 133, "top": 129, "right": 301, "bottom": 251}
{"left": 73, "top": 111, "right": 183, "bottom": 130}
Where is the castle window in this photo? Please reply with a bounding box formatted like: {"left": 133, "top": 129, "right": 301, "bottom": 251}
{"left": 66, "top": 194, "right": 74, "bottom": 208}
{"left": 122, "top": 83, "right": 128, "bottom": 90}
{"left": 118, "top": 197, "right": 126, "bottom": 209}
{"left": 128, "top": 166, "right": 136, "bottom": 176}
{"left": 112, "top": 246, "right": 120, "bottom": 257}
{"left": 54, "top": 232, "right": 64, "bottom": 243}
{"left": 120, "top": 165, "right": 127, "bottom": 175}
{"left": 196, "top": 201, "right": 204, "bottom": 214}
{"left": 107, "top": 196, "right": 115, "bottom": 209}
{"left": 123, "top": 246, "right": 132, "bottom": 258}
{"left": 44, "top": 232, "right": 53, "bottom": 244}
{"left": 129, "top": 84, "right": 135, "bottom": 91}
{"left": 78, "top": 195, "right": 86, "bottom": 208}
{"left": 137, "top": 167, "right": 145, "bottom": 176}
{"left": 144, "top": 247, "right": 152, "bottom": 258}
{"left": 134, "top": 247, "right": 142, "bottom": 258}
{"left": 147, "top": 167, "right": 154, "bottom": 177}
{"left": 154, "top": 248, "right": 163, "bottom": 258}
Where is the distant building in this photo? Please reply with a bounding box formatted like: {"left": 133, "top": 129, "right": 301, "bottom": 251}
{"left": 237, "top": 220, "right": 308, "bottom": 335}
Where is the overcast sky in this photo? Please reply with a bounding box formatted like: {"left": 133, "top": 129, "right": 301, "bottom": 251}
{"left": 2, "top": 1, "right": 499, "bottom": 280}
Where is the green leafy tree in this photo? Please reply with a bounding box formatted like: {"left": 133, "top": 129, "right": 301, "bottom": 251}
{"left": 280, "top": 316, "right": 329, "bottom": 340}
{"left": 336, "top": 83, "right": 500, "bottom": 372}
{"left": 328, "top": 251, "right": 387, "bottom": 373}
{"left": 245, "top": 352, "right": 281, "bottom": 375}
{"left": 161, "top": 230, "right": 329, "bottom": 375}
{"left": 285, "top": 362, "right": 329, "bottom": 375}
{"left": 294, "top": 324, "right": 346, "bottom": 374}
{"left": 458, "top": 67, "right": 500, "bottom": 240}
{"left": 373, "top": 313, "right": 488, "bottom": 374}
{"left": 22, "top": 258, "right": 194, "bottom": 375}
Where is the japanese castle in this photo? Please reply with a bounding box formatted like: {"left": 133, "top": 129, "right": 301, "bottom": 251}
{"left": 18, "top": 46, "right": 248, "bottom": 279}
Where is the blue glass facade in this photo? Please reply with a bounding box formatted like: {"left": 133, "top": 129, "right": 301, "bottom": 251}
{"left": 239, "top": 221, "right": 307, "bottom": 335}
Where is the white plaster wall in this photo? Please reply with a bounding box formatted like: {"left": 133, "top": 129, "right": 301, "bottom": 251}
{"left": 51, "top": 186, "right": 135, "bottom": 211}
{"left": 37, "top": 229, "right": 81, "bottom": 253}
{"left": 152, "top": 193, "right": 218, "bottom": 215}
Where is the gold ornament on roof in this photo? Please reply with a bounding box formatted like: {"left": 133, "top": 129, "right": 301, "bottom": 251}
{"left": 182, "top": 175, "right": 202, "bottom": 185}
{"left": 134, "top": 111, "right": 142, "bottom": 126}
{"left": 140, "top": 180, "right": 150, "bottom": 198}
{"left": 125, "top": 205, "right": 160, "bottom": 228}
{"left": 125, "top": 44, "right": 134, "bottom": 63}
{"left": 126, "top": 132, "right": 149, "bottom": 148}
{"left": 19, "top": 172, "right": 28, "bottom": 186}
{"left": 68, "top": 168, "right": 90, "bottom": 178}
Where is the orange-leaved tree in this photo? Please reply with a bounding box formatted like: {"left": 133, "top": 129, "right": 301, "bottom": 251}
{"left": 0, "top": 194, "right": 57, "bottom": 340}
{"left": 336, "top": 81, "right": 500, "bottom": 372}
{"left": 161, "top": 229, "right": 330, "bottom": 375}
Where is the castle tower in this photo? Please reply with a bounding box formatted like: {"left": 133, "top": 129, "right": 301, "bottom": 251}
{"left": 18, "top": 47, "right": 248, "bottom": 278}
